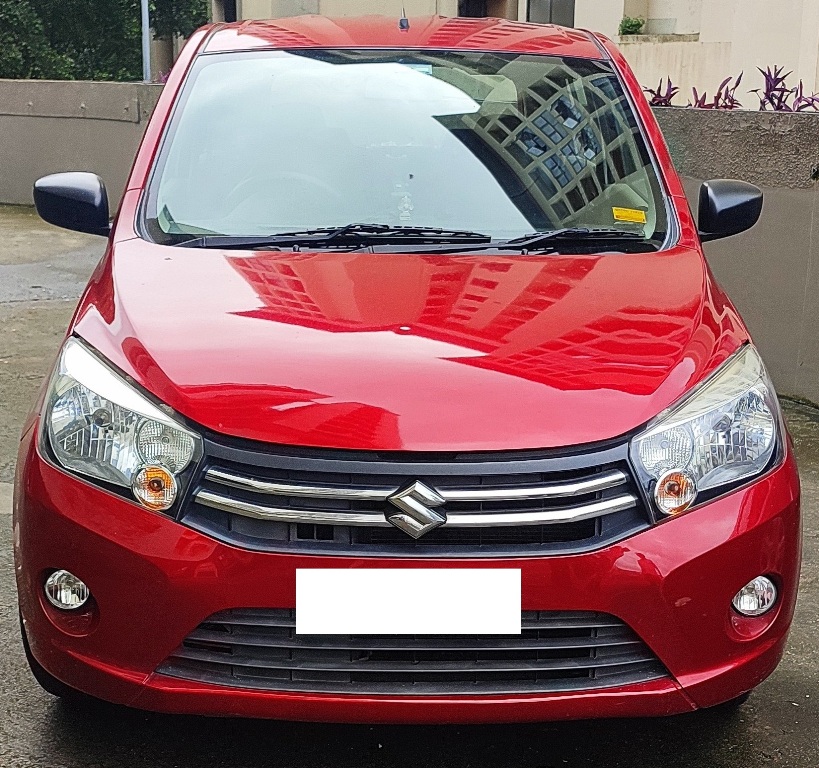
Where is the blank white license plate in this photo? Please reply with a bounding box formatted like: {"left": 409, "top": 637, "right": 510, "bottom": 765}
{"left": 296, "top": 569, "right": 521, "bottom": 635}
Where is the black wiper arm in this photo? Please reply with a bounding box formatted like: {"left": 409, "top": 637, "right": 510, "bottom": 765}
{"left": 496, "top": 227, "right": 646, "bottom": 250}
{"left": 368, "top": 228, "right": 650, "bottom": 255}
{"left": 174, "top": 224, "right": 491, "bottom": 249}
{"left": 302, "top": 223, "right": 491, "bottom": 242}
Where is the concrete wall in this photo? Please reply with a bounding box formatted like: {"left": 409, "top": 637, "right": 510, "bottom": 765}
{"left": 0, "top": 80, "right": 163, "bottom": 209}
{"left": 2, "top": 80, "right": 819, "bottom": 402}
{"left": 619, "top": 36, "right": 731, "bottom": 101}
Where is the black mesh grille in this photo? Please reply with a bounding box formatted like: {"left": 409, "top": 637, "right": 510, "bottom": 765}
{"left": 360, "top": 519, "right": 598, "bottom": 546}
{"left": 158, "top": 609, "right": 668, "bottom": 695}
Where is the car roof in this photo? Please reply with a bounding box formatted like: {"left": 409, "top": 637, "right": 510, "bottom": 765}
{"left": 202, "top": 15, "right": 605, "bottom": 59}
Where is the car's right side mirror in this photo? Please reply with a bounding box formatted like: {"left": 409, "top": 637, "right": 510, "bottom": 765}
{"left": 698, "top": 179, "right": 763, "bottom": 242}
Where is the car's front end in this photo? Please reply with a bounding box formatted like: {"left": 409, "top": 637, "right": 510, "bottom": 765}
{"left": 14, "top": 390, "right": 801, "bottom": 720}
{"left": 15, "top": 15, "right": 801, "bottom": 722}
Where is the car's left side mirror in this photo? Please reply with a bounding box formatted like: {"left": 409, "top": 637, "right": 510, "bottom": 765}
{"left": 698, "top": 179, "right": 763, "bottom": 242}
{"left": 33, "top": 172, "right": 111, "bottom": 237}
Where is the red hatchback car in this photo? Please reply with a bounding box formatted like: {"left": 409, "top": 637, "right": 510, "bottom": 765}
{"left": 15, "top": 15, "right": 801, "bottom": 722}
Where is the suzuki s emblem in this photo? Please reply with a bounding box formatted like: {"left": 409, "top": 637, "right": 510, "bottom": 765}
{"left": 386, "top": 481, "right": 446, "bottom": 539}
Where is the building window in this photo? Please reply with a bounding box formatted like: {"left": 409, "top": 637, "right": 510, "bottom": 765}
{"left": 213, "top": 0, "right": 237, "bottom": 22}
{"left": 528, "top": 0, "right": 575, "bottom": 27}
{"left": 459, "top": 0, "right": 488, "bottom": 16}
{"left": 459, "top": 0, "right": 517, "bottom": 19}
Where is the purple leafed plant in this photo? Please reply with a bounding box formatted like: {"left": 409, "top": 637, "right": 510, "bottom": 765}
{"left": 689, "top": 74, "right": 743, "bottom": 109}
{"left": 753, "top": 65, "right": 795, "bottom": 110}
{"left": 751, "top": 66, "right": 819, "bottom": 111}
{"left": 648, "top": 65, "right": 819, "bottom": 112}
{"left": 689, "top": 86, "right": 712, "bottom": 109}
{"left": 643, "top": 78, "right": 679, "bottom": 107}
{"left": 713, "top": 73, "right": 743, "bottom": 109}
{"left": 791, "top": 80, "right": 819, "bottom": 111}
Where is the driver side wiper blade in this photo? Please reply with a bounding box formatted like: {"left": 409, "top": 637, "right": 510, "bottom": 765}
{"left": 369, "top": 228, "right": 651, "bottom": 254}
{"left": 173, "top": 224, "right": 492, "bottom": 249}
{"left": 499, "top": 227, "right": 647, "bottom": 249}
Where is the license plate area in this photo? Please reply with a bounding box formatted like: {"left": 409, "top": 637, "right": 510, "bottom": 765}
{"left": 296, "top": 569, "right": 521, "bottom": 635}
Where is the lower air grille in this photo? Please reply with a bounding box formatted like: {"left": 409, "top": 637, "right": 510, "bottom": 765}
{"left": 158, "top": 609, "right": 668, "bottom": 695}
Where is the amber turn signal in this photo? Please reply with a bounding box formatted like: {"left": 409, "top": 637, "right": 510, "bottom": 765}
{"left": 132, "top": 465, "right": 178, "bottom": 511}
{"left": 654, "top": 470, "right": 697, "bottom": 516}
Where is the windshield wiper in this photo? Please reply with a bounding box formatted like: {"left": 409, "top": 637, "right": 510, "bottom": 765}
{"left": 498, "top": 227, "right": 647, "bottom": 250}
{"left": 367, "top": 227, "right": 651, "bottom": 254}
{"left": 173, "top": 224, "right": 492, "bottom": 249}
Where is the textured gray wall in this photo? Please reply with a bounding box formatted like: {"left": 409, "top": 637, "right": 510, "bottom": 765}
{"left": 0, "top": 80, "right": 163, "bottom": 209}
{"left": 1, "top": 84, "right": 818, "bottom": 402}
{"left": 654, "top": 108, "right": 819, "bottom": 189}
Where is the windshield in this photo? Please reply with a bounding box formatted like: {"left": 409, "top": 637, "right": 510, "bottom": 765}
{"left": 143, "top": 49, "right": 669, "bottom": 246}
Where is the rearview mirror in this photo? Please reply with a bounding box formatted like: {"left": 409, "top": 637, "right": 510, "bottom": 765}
{"left": 33, "top": 172, "right": 111, "bottom": 237}
{"left": 698, "top": 179, "right": 763, "bottom": 242}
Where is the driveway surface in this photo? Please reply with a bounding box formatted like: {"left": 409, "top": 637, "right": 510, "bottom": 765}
{"left": 0, "top": 205, "right": 816, "bottom": 768}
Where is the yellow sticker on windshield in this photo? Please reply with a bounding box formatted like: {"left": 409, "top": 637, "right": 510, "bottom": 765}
{"left": 612, "top": 207, "right": 648, "bottom": 224}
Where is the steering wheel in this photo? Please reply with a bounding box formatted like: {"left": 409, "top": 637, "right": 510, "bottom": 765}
{"left": 224, "top": 171, "right": 343, "bottom": 216}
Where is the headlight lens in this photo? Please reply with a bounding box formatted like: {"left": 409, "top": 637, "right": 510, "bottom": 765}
{"left": 43, "top": 337, "right": 200, "bottom": 508}
{"left": 631, "top": 345, "right": 779, "bottom": 515}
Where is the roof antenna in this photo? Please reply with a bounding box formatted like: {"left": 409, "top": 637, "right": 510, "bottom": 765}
{"left": 399, "top": 6, "right": 410, "bottom": 31}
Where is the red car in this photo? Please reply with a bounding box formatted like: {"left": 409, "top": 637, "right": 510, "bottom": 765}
{"left": 15, "top": 15, "right": 801, "bottom": 723}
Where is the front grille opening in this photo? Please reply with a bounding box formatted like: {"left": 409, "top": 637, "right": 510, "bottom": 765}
{"left": 296, "top": 523, "right": 335, "bottom": 541}
{"left": 158, "top": 609, "right": 669, "bottom": 696}
{"left": 361, "top": 519, "right": 598, "bottom": 547}
{"left": 183, "top": 438, "right": 650, "bottom": 557}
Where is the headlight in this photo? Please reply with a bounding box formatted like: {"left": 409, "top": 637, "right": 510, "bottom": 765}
{"left": 42, "top": 337, "right": 201, "bottom": 511}
{"left": 631, "top": 345, "right": 779, "bottom": 517}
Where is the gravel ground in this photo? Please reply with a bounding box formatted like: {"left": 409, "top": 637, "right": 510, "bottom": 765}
{"left": 0, "top": 204, "right": 816, "bottom": 768}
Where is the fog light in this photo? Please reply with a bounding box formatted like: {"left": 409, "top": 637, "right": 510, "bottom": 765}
{"left": 44, "top": 570, "right": 90, "bottom": 610}
{"left": 654, "top": 469, "right": 697, "bottom": 515}
{"left": 132, "top": 464, "right": 177, "bottom": 511}
{"left": 732, "top": 576, "right": 777, "bottom": 616}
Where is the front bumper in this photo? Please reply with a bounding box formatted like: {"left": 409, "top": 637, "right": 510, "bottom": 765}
{"left": 14, "top": 426, "right": 802, "bottom": 723}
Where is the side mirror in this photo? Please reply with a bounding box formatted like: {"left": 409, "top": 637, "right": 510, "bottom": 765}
{"left": 33, "top": 172, "right": 111, "bottom": 237}
{"left": 698, "top": 179, "right": 763, "bottom": 242}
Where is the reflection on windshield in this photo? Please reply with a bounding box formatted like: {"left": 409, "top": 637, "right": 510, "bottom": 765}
{"left": 145, "top": 49, "right": 667, "bottom": 245}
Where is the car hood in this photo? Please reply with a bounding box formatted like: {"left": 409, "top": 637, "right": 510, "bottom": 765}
{"left": 72, "top": 240, "right": 746, "bottom": 451}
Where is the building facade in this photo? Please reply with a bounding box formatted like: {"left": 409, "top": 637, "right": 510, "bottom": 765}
{"left": 574, "top": 0, "right": 819, "bottom": 106}
{"left": 212, "top": 1, "right": 575, "bottom": 26}
{"left": 209, "top": 0, "right": 819, "bottom": 107}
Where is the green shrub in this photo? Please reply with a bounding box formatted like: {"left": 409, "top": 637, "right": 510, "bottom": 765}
{"left": 29, "top": 0, "right": 143, "bottom": 80}
{"left": 0, "top": 0, "right": 209, "bottom": 81}
{"left": 0, "top": 0, "right": 74, "bottom": 79}
{"left": 618, "top": 15, "right": 645, "bottom": 35}
{"left": 151, "top": 0, "right": 209, "bottom": 40}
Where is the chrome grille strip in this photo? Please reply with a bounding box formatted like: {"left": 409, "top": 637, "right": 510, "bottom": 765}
{"left": 195, "top": 490, "right": 389, "bottom": 526}
{"left": 444, "top": 495, "right": 637, "bottom": 525}
{"left": 205, "top": 468, "right": 391, "bottom": 500}
{"left": 441, "top": 470, "right": 627, "bottom": 500}
{"left": 204, "top": 467, "right": 628, "bottom": 502}
{"left": 195, "top": 488, "right": 637, "bottom": 526}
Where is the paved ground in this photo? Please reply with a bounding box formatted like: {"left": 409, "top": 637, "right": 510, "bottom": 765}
{"left": 0, "top": 205, "right": 817, "bottom": 767}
